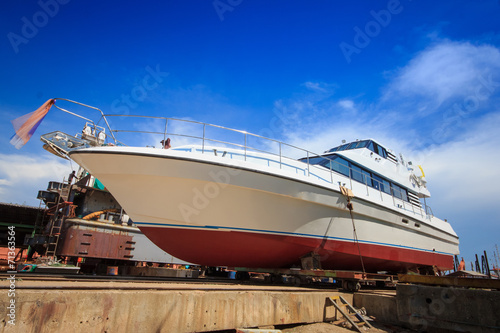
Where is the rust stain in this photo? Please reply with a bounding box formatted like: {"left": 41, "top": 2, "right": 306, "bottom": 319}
{"left": 57, "top": 225, "right": 134, "bottom": 260}
{"left": 31, "top": 300, "right": 58, "bottom": 333}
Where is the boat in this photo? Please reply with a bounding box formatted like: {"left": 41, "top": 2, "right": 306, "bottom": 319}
{"left": 34, "top": 98, "right": 459, "bottom": 273}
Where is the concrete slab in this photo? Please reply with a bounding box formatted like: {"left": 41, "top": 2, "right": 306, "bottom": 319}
{"left": 353, "top": 291, "right": 398, "bottom": 325}
{"left": 397, "top": 284, "right": 500, "bottom": 333}
{"left": 0, "top": 279, "right": 349, "bottom": 333}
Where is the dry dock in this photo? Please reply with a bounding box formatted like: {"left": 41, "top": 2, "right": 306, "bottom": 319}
{"left": 1, "top": 275, "right": 499, "bottom": 332}
{"left": 1, "top": 277, "right": 352, "bottom": 332}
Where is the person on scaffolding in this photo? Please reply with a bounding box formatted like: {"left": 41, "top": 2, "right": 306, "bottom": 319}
{"left": 161, "top": 138, "right": 171, "bottom": 149}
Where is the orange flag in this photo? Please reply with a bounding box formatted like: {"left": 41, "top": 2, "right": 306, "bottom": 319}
{"left": 10, "top": 99, "right": 55, "bottom": 149}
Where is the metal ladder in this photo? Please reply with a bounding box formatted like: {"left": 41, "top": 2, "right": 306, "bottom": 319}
{"left": 45, "top": 181, "right": 73, "bottom": 258}
{"left": 327, "top": 295, "right": 373, "bottom": 332}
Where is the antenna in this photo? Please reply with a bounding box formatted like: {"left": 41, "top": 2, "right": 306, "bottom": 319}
{"left": 496, "top": 244, "right": 500, "bottom": 269}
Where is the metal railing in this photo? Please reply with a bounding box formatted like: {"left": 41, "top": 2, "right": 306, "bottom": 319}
{"left": 104, "top": 114, "right": 429, "bottom": 218}
{"left": 52, "top": 98, "right": 431, "bottom": 219}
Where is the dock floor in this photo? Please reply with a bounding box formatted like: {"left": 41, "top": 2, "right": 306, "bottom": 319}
{"left": 1, "top": 276, "right": 353, "bottom": 332}
{"left": 2, "top": 275, "right": 499, "bottom": 332}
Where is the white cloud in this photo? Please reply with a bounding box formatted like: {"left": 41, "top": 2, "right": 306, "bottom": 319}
{"left": 338, "top": 99, "right": 355, "bottom": 110}
{"left": 303, "top": 81, "right": 330, "bottom": 93}
{"left": 273, "top": 42, "right": 500, "bottom": 158}
{"left": 383, "top": 41, "right": 500, "bottom": 114}
{"left": 0, "top": 153, "right": 70, "bottom": 206}
{"left": 423, "top": 112, "right": 500, "bottom": 210}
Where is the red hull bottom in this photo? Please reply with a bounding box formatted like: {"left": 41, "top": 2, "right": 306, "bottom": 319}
{"left": 139, "top": 226, "right": 453, "bottom": 273}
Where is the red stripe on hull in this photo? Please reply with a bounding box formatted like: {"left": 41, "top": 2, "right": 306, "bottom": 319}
{"left": 139, "top": 226, "right": 453, "bottom": 272}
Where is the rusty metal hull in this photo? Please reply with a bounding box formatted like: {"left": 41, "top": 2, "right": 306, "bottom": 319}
{"left": 57, "top": 218, "right": 191, "bottom": 264}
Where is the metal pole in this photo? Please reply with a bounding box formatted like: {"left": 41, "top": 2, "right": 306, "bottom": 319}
{"left": 330, "top": 163, "right": 333, "bottom": 184}
{"left": 202, "top": 124, "right": 205, "bottom": 154}
{"left": 484, "top": 250, "right": 492, "bottom": 278}
{"left": 279, "top": 142, "right": 282, "bottom": 169}
{"left": 364, "top": 175, "right": 369, "bottom": 196}
{"left": 164, "top": 118, "right": 168, "bottom": 143}
{"left": 306, "top": 151, "right": 310, "bottom": 176}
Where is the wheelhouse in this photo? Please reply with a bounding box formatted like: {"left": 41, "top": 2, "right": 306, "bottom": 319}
{"left": 300, "top": 140, "right": 415, "bottom": 204}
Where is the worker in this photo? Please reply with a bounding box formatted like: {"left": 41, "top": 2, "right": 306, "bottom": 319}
{"left": 160, "top": 138, "right": 171, "bottom": 149}
{"left": 458, "top": 257, "right": 466, "bottom": 271}
{"left": 68, "top": 170, "right": 76, "bottom": 184}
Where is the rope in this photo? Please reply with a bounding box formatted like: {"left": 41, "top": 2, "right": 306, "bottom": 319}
{"left": 340, "top": 185, "right": 366, "bottom": 274}
{"left": 347, "top": 203, "right": 366, "bottom": 274}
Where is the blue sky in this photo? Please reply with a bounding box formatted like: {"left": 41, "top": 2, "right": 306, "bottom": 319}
{"left": 1, "top": 0, "right": 500, "bottom": 268}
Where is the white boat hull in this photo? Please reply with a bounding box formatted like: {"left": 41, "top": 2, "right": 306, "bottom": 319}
{"left": 69, "top": 146, "right": 459, "bottom": 272}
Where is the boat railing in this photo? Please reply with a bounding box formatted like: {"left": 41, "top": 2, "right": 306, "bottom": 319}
{"left": 103, "top": 114, "right": 427, "bottom": 219}
{"left": 425, "top": 204, "right": 434, "bottom": 217}
{"left": 50, "top": 98, "right": 429, "bottom": 220}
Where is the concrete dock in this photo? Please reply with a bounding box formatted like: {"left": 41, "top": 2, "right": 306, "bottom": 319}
{"left": 0, "top": 278, "right": 351, "bottom": 332}
{"left": 1, "top": 276, "right": 499, "bottom": 332}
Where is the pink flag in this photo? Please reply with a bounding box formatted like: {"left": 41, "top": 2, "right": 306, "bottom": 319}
{"left": 10, "top": 99, "right": 55, "bottom": 149}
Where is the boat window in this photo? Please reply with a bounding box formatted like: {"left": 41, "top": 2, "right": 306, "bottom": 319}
{"left": 392, "top": 184, "right": 408, "bottom": 201}
{"left": 346, "top": 140, "right": 369, "bottom": 150}
{"left": 347, "top": 142, "right": 357, "bottom": 149}
{"left": 338, "top": 143, "right": 349, "bottom": 151}
{"left": 327, "top": 143, "right": 349, "bottom": 153}
{"left": 302, "top": 151, "right": 410, "bottom": 203}
{"left": 307, "top": 156, "right": 327, "bottom": 165}
{"left": 367, "top": 141, "right": 388, "bottom": 159}
{"left": 373, "top": 174, "right": 391, "bottom": 194}
{"left": 354, "top": 140, "right": 369, "bottom": 149}
{"left": 382, "top": 178, "right": 392, "bottom": 194}
{"left": 331, "top": 156, "right": 350, "bottom": 177}
{"left": 350, "top": 164, "right": 364, "bottom": 183}
{"left": 361, "top": 169, "right": 372, "bottom": 186}
{"left": 378, "top": 146, "right": 388, "bottom": 159}
{"left": 367, "top": 141, "right": 375, "bottom": 153}
{"left": 327, "top": 140, "right": 387, "bottom": 157}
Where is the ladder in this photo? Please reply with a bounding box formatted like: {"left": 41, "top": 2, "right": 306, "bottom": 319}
{"left": 45, "top": 180, "right": 74, "bottom": 258}
{"left": 327, "top": 295, "right": 373, "bottom": 332}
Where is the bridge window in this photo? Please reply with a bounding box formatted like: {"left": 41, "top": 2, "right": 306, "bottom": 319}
{"left": 367, "top": 141, "right": 387, "bottom": 159}
{"left": 350, "top": 164, "right": 364, "bottom": 183}
{"left": 307, "top": 156, "right": 327, "bottom": 165}
{"left": 373, "top": 174, "right": 391, "bottom": 194}
{"left": 301, "top": 152, "right": 410, "bottom": 203}
{"left": 331, "top": 156, "right": 350, "bottom": 177}
{"left": 392, "top": 184, "right": 408, "bottom": 202}
{"left": 361, "top": 169, "right": 372, "bottom": 186}
{"left": 347, "top": 140, "right": 369, "bottom": 150}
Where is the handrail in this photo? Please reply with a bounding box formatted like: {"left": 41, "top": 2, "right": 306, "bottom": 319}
{"left": 48, "top": 102, "right": 427, "bottom": 218}
{"left": 53, "top": 98, "right": 117, "bottom": 144}
{"left": 105, "top": 114, "right": 421, "bottom": 209}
